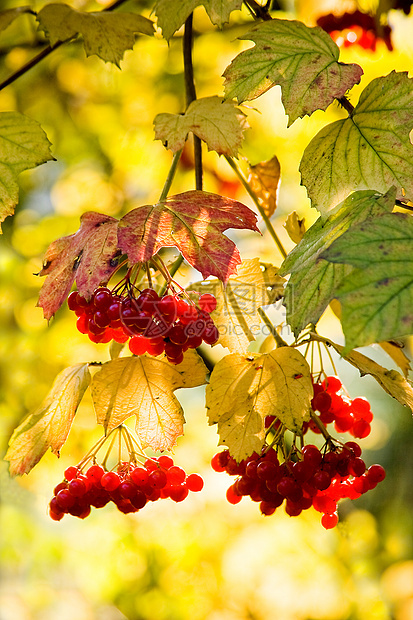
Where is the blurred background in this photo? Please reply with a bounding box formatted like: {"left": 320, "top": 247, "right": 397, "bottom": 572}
{"left": 0, "top": 0, "right": 413, "bottom": 618}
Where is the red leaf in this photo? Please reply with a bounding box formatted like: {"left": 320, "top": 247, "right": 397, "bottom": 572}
{"left": 37, "top": 212, "right": 120, "bottom": 319}
{"left": 118, "top": 190, "right": 260, "bottom": 282}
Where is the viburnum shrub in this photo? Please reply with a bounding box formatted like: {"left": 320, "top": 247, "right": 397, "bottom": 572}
{"left": 2, "top": 1, "right": 413, "bottom": 531}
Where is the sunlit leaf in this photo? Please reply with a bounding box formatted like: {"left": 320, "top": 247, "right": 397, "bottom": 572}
{"left": 279, "top": 188, "right": 395, "bottom": 336}
{"left": 0, "top": 7, "right": 34, "bottom": 33}
{"left": 5, "top": 364, "right": 91, "bottom": 476}
{"left": 118, "top": 190, "right": 259, "bottom": 283}
{"left": 37, "top": 3, "right": 154, "bottom": 66}
{"left": 155, "top": 0, "right": 242, "bottom": 40}
{"left": 206, "top": 348, "right": 312, "bottom": 461}
{"left": 284, "top": 211, "right": 306, "bottom": 244}
{"left": 315, "top": 335, "right": 413, "bottom": 412}
{"left": 379, "top": 341, "right": 412, "bottom": 378}
{"left": 91, "top": 351, "right": 208, "bottom": 451}
{"left": 154, "top": 96, "right": 248, "bottom": 157}
{"left": 37, "top": 212, "right": 120, "bottom": 320}
{"left": 223, "top": 19, "right": 363, "bottom": 126}
{"left": 300, "top": 71, "right": 413, "bottom": 214}
{"left": 192, "top": 258, "right": 285, "bottom": 353}
{"left": 0, "top": 112, "right": 54, "bottom": 231}
{"left": 322, "top": 212, "right": 413, "bottom": 350}
{"left": 247, "top": 155, "right": 280, "bottom": 218}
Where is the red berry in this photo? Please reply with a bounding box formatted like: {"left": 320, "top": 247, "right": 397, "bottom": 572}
{"left": 158, "top": 455, "right": 174, "bottom": 469}
{"left": 169, "top": 484, "right": 189, "bottom": 502}
{"left": 351, "top": 419, "right": 371, "bottom": 439}
{"left": 64, "top": 466, "right": 78, "bottom": 481}
{"left": 68, "top": 291, "right": 80, "bottom": 311}
{"left": 55, "top": 489, "right": 75, "bottom": 510}
{"left": 366, "top": 464, "right": 386, "bottom": 483}
{"left": 322, "top": 376, "right": 342, "bottom": 394}
{"left": 321, "top": 512, "right": 338, "bottom": 529}
{"left": 211, "top": 453, "right": 226, "bottom": 472}
{"left": 93, "top": 287, "right": 112, "bottom": 311}
{"left": 226, "top": 484, "right": 242, "bottom": 504}
{"left": 149, "top": 469, "right": 168, "bottom": 489}
{"left": 260, "top": 501, "right": 277, "bottom": 516}
{"left": 167, "top": 466, "right": 186, "bottom": 485}
{"left": 129, "top": 335, "right": 148, "bottom": 356}
{"left": 198, "top": 293, "right": 217, "bottom": 313}
{"left": 130, "top": 467, "right": 149, "bottom": 486}
{"left": 157, "top": 295, "right": 178, "bottom": 318}
{"left": 101, "top": 471, "right": 120, "bottom": 491}
{"left": 146, "top": 339, "right": 165, "bottom": 356}
{"left": 86, "top": 464, "right": 105, "bottom": 482}
{"left": 203, "top": 324, "right": 219, "bottom": 345}
{"left": 186, "top": 473, "right": 204, "bottom": 492}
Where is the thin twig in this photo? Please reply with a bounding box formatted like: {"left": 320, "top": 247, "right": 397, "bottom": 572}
{"left": 183, "top": 14, "right": 202, "bottom": 190}
{"left": 225, "top": 155, "right": 287, "bottom": 259}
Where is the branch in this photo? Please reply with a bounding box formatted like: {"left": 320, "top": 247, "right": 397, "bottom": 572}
{"left": 183, "top": 14, "right": 202, "bottom": 191}
{"left": 337, "top": 96, "right": 355, "bottom": 116}
{"left": 243, "top": 0, "right": 273, "bottom": 21}
{"left": 0, "top": 0, "right": 132, "bottom": 93}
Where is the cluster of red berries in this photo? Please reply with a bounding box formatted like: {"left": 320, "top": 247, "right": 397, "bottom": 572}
{"left": 212, "top": 444, "right": 385, "bottom": 529}
{"left": 212, "top": 376, "right": 385, "bottom": 529}
{"left": 68, "top": 286, "right": 219, "bottom": 364}
{"left": 49, "top": 456, "right": 204, "bottom": 521}
{"left": 303, "top": 376, "right": 373, "bottom": 439}
{"left": 317, "top": 10, "right": 393, "bottom": 51}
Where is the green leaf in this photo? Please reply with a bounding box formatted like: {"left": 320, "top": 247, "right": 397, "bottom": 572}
{"left": 279, "top": 188, "right": 395, "bottom": 336}
{"left": 206, "top": 348, "right": 312, "bottom": 462}
{"left": 0, "top": 7, "right": 34, "bottom": 34}
{"left": 0, "top": 112, "right": 54, "bottom": 231}
{"left": 223, "top": 19, "right": 363, "bottom": 126}
{"left": 37, "top": 3, "right": 154, "bottom": 66}
{"left": 91, "top": 351, "right": 207, "bottom": 451}
{"left": 5, "top": 364, "right": 91, "bottom": 476}
{"left": 300, "top": 71, "right": 413, "bottom": 214}
{"left": 155, "top": 0, "right": 242, "bottom": 41}
{"left": 321, "top": 212, "right": 413, "bottom": 350}
{"left": 154, "top": 96, "right": 248, "bottom": 157}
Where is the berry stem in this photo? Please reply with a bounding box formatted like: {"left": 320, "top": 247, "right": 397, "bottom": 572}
{"left": 309, "top": 410, "right": 331, "bottom": 441}
{"left": 257, "top": 307, "right": 288, "bottom": 347}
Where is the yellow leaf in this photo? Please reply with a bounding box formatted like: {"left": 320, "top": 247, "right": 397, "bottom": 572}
{"left": 206, "top": 348, "right": 312, "bottom": 461}
{"left": 91, "top": 351, "right": 208, "bottom": 451}
{"left": 192, "top": 258, "right": 285, "bottom": 353}
{"left": 379, "top": 341, "right": 412, "bottom": 378}
{"left": 5, "top": 364, "right": 91, "bottom": 476}
{"left": 247, "top": 155, "right": 281, "bottom": 218}
{"left": 315, "top": 335, "right": 413, "bottom": 411}
{"left": 284, "top": 211, "right": 306, "bottom": 244}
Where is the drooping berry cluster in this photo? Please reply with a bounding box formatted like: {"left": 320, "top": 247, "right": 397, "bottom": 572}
{"left": 212, "top": 444, "right": 385, "bottom": 529}
{"left": 212, "top": 376, "right": 385, "bottom": 529}
{"left": 68, "top": 286, "right": 219, "bottom": 364}
{"left": 304, "top": 376, "right": 373, "bottom": 440}
{"left": 49, "top": 456, "right": 204, "bottom": 521}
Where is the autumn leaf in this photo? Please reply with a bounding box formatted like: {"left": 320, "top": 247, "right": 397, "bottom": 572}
{"left": 155, "top": 0, "right": 242, "bottom": 40}
{"left": 284, "top": 212, "right": 306, "bottom": 244}
{"left": 314, "top": 335, "right": 413, "bottom": 412}
{"left": 5, "top": 364, "right": 91, "bottom": 476}
{"left": 206, "top": 348, "right": 312, "bottom": 461}
{"left": 379, "top": 341, "right": 412, "bottom": 378}
{"left": 118, "top": 190, "right": 259, "bottom": 283}
{"left": 91, "top": 351, "right": 208, "bottom": 451}
{"left": 300, "top": 71, "right": 413, "bottom": 214}
{"left": 0, "top": 7, "right": 34, "bottom": 33}
{"left": 37, "top": 4, "right": 154, "bottom": 67}
{"left": 154, "top": 97, "right": 248, "bottom": 157}
{"left": 191, "top": 258, "right": 285, "bottom": 353}
{"left": 223, "top": 19, "right": 363, "bottom": 126}
{"left": 247, "top": 156, "right": 280, "bottom": 218}
{"left": 0, "top": 112, "right": 54, "bottom": 231}
{"left": 321, "top": 212, "right": 413, "bottom": 350}
{"left": 37, "top": 211, "right": 120, "bottom": 320}
{"left": 279, "top": 188, "right": 395, "bottom": 336}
